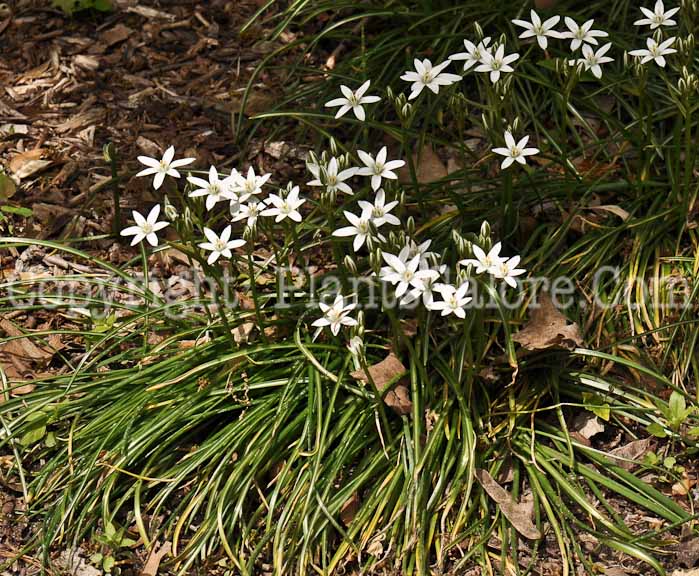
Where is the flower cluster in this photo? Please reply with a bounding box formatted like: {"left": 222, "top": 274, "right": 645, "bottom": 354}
{"left": 121, "top": 1, "right": 684, "bottom": 343}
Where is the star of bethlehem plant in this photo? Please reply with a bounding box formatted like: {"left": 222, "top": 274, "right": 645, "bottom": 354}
{"left": 121, "top": 0, "right": 691, "bottom": 354}
{"left": 8, "top": 2, "right": 699, "bottom": 574}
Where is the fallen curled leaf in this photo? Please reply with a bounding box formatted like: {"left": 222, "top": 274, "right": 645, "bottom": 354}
{"left": 672, "top": 569, "right": 699, "bottom": 576}
{"left": 475, "top": 469, "right": 541, "bottom": 540}
{"left": 351, "top": 352, "right": 412, "bottom": 415}
{"left": 10, "top": 383, "right": 36, "bottom": 395}
{"left": 608, "top": 437, "right": 652, "bottom": 470}
{"left": 141, "top": 541, "right": 171, "bottom": 576}
{"left": 513, "top": 293, "right": 583, "bottom": 351}
{"left": 571, "top": 412, "right": 604, "bottom": 440}
{"left": 0, "top": 318, "right": 61, "bottom": 385}
{"left": 672, "top": 475, "right": 696, "bottom": 497}
{"left": 9, "top": 149, "right": 52, "bottom": 180}
{"left": 232, "top": 322, "right": 255, "bottom": 344}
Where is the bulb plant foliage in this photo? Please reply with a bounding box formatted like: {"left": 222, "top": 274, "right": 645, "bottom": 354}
{"left": 2, "top": 1, "right": 699, "bottom": 575}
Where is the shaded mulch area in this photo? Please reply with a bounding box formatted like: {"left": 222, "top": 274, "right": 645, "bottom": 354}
{"left": 0, "top": 0, "right": 304, "bottom": 241}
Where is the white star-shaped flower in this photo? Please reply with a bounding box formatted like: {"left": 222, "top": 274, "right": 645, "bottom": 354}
{"left": 492, "top": 131, "right": 539, "bottom": 169}
{"left": 512, "top": 11, "right": 561, "bottom": 50}
{"left": 261, "top": 186, "right": 306, "bottom": 222}
{"left": 357, "top": 188, "right": 400, "bottom": 227}
{"left": 634, "top": 1, "right": 680, "bottom": 29}
{"left": 573, "top": 42, "right": 614, "bottom": 79}
{"left": 402, "top": 262, "right": 444, "bottom": 307}
{"left": 561, "top": 17, "right": 609, "bottom": 51}
{"left": 136, "top": 146, "right": 194, "bottom": 190}
{"left": 198, "top": 225, "right": 245, "bottom": 265}
{"left": 230, "top": 166, "right": 271, "bottom": 199}
{"left": 307, "top": 157, "right": 357, "bottom": 195}
{"left": 188, "top": 166, "right": 234, "bottom": 211}
{"left": 380, "top": 251, "right": 435, "bottom": 299}
{"left": 490, "top": 255, "right": 526, "bottom": 288}
{"left": 400, "top": 58, "right": 462, "bottom": 100}
{"left": 232, "top": 199, "right": 266, "bottom": 228}
{"left": 311, "top": 294, "right": 358, "bottom": 336}
{"left": 120, "top": 204, "right": 169, "bottom": 247}
{"left": 324, "top": 80, "right": 381, "bottom": 121}
{"left": 449, "top": 37, "right": 492, "bottom": 70}
{"left": 460, "top": 242, "right": 505, "bottom": 274}
{"left": 629, "top": 36, "right": 677, "bottom": 67}
{"left": 474, "top": 45, "right": 520, "bottom": 84}
{"left": 356, "top": 147, "right": 406, "bottom": 191}
{"left": 428, "top": 282, "right": 472, "bottom": 318}
{"left": 332, "top": 210, "right": 377, "bottom": 252}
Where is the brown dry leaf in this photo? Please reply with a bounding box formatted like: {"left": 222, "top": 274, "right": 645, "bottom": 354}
{"left": 398, "top": 145, "right": 447, "bottom": 184}
{"left": 351, "top": 353, "right": 412, "bottom": 415}
{"left": 571, "top": 412, "right": 604, "bottom": 440}
{"left": 0, "top": 318, "right": 60, "bottom": 384}
{"left": 676, "top": 537, "right": 699, "bottom": 569}
{"left": 1, "top": 318, "right": 55, "bottom": 362}
{"left": 11, "top": 383, "right": 36, "bottom": 395}
{"left": 177, "top": 333, "right": 211, "bottom": 350}
{"left": 101, "top": 24, "right": 132, "bottom": 48}
{"left": 588, "top": 205, "right": 630, "bottom": 221}
{"left": 9, "top": 149, "right": 52, "bottom": 180}
{"left": 340, "top": 493, "right": 360, "bottom": 526}
{"left": 232, "top": 322, "right": 255, "bottom": 344}
{"left": 672, "top": 570, "right": 699, "bottom": 576}
{"left": 475, "top": 469, "right": 541, "bottom": 540}
{"left": 141, "top": 541, "right": 171, "bottom": 576}
{"left": 136, "top": 136, "right": 160, "bottom": 157}
{"left": 513, "top": 293, "right": 583, "bottom": 351}
{"left": 414, "top": 146, "right": 447, "bottom": 183}
{"left": 672, "top": 475, "right": 696, "bottom": 496}
{"left": 608, "top": 438, "right": 652, "bottom": 470}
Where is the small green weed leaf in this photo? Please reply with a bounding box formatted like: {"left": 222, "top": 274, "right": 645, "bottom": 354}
{"left": 20, "top": 412, "right": 48, "bottom": 446}
{"left": 52, "top": 0, "right": 112, "bottom": 14}
{"left": 646, "top": 423, "right": 667, "bottom": 438}
{"left": 1, "top": 205, "right": 32, "bottom": 218}
{"left": 582, "top": 392, "right": 611, "bottom": 421}
{"left": 0, "top": 172, "right": 16, "bottom": 200}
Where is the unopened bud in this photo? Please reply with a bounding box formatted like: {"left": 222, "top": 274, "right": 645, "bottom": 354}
{"left": 406, "top": 216, "right": 415, "bottom": 236}
{"left": 369, "top": 250, "right": 380, "bottom": 272}
{"left": 103, "top": 142, "right": 116, "bottom": 163}
{"left": 343, "top": 255, "right": 357, "bottom": 275}
{"left": 163, "top": 196, "right": 178, "bottom": 221}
